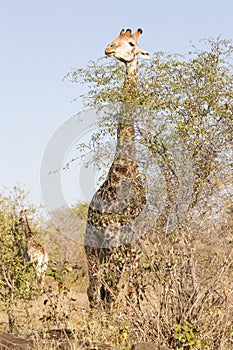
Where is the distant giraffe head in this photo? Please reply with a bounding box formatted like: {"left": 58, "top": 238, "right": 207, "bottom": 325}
{"left": 20, "top": 209, "right": 33, "bottom": 238}
{"left": 105, "top": 28, "right": 150, "bottom": 63}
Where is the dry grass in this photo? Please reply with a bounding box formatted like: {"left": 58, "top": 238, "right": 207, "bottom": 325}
{"left": 0, "top": 213, "right": 233, "bottom": 349}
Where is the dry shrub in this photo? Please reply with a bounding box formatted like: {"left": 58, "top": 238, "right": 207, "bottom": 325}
{"left": 1, "top": 198, "right": 233, "bottom": 349}
{"left": 107, "top": 214, "right": 233, "bottom": 349}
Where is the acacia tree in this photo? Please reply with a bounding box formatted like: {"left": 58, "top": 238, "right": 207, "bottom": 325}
{"left": 65, "top": 37, "right": 233, "bottom": 348}
{"left": 68, "top": 36, "right": 233, "bottom": 228}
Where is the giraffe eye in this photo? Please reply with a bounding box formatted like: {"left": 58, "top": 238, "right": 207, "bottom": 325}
{"left": 129, "top": 42, "right": 135, "bottom": 47}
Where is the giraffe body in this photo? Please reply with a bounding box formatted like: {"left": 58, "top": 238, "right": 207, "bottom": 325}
{"left": 24, "top": 235, "right": 48, "bottom": 276}
{"left": 85, "top": 29, "right": 150, "bottom": 309}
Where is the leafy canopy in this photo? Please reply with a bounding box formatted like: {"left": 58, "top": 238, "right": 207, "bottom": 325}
{"left": 67, "top": 37, "right": 233, "bottom": 212}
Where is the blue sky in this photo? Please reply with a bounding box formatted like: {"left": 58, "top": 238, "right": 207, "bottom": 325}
{"left": 1, "top": 0, "right": 233, "bottom": 207}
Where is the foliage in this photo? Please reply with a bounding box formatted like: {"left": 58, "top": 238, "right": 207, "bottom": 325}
{"left": 174, "top": 321, "right": 205, "bottom": 349}
{"left": 67, "top": 36, "right": 233, "bottom": 216}
{"left": 0, "top": 187, "right": 40, "bottom": 332}
{"left": 72, "top": 202, "right": 88, "bottom": 221}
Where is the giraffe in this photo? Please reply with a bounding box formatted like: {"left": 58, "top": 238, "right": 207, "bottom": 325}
{"left": 84, "top": 28, "right": 150, "bottom": 309}
{"left": 20, "top": 210, "right": 48, "bottom": 284}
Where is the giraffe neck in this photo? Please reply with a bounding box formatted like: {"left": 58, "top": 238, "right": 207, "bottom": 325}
{"left": 125, "top": 58, "right": 138, "bottom": 87}
{"left": 115, "top": 57, "right": 138, "bottom": 160}
{"left": 21, "top": 213, "right": 33, "bottom": 238}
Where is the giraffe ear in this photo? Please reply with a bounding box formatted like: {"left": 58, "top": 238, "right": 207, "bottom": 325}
{"left": 138, "top": 48, "right": 151, "bottom": 59}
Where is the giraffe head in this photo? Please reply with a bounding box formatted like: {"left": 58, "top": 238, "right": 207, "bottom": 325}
{"left": 105, "top": 28, "right": 150, "bottom": 63}
{"left": 20, "top": 209, "right": 32, "bottom": 235}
